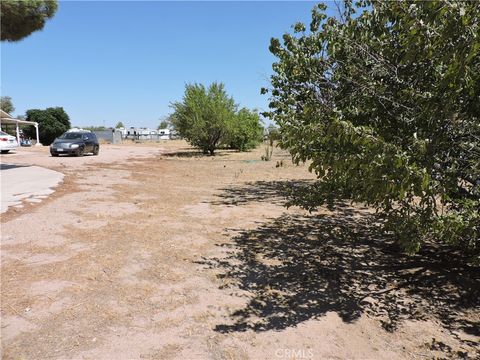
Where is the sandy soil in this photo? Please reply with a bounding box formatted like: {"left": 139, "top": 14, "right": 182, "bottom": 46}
{"left": 1, "top": 141, "right": 479, "bottom": 359}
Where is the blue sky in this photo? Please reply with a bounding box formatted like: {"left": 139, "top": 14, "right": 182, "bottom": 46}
{"left": 1, "top": 1, "right": 332, "bottom": 129}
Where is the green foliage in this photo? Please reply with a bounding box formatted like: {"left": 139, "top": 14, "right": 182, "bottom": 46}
{"left": 25, "top": 107, "right": 71, "bottom": 145}
{"left": 158, "top": 118, "right": 170, "bottom": 130}
{"left": 170, "top": 82, "right": 262, "bottom": 155}
{"left": 1, "top": 0, "right": 58, "bottom": 42}
{"left": 115, "top": 121, "right": 124, "bottom": 128}
{"left": 264, "top": 1, "right": 480, "bottom": 261}
{"left": 170, "top": 82, "right": 235, "bottom": 155}
{"left": 227, "top": 108, "right": 263, "bottom": 151}
{"left": 0, "top": 96, "right": 15, "bottom": 114}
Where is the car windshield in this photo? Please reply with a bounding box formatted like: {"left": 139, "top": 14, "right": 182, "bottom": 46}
{"left": 59, "top": 132, "right": 83, "bottom": 140}
{"left": 0, "top": 131, "right": 9, "bottom": 136}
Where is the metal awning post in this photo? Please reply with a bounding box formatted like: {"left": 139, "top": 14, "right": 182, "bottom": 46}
{"left": 15, "top": 122, "right": 20, "bottom": 144}
{"left": 35, "top": 123, "right": 41, "bottom": 146}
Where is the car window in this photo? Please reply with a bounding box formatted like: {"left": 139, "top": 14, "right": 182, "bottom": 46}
{"left": 60, "top": 133, "right": 83, "bottom": 140}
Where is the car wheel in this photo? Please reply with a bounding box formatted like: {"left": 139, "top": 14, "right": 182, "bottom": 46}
{"left": 93, "top": 145, "right": 99, "bottom": 155}
{"left": 1, "top": 150, "right": 9, "bottom": 154}
{"left": 76, "top": 147, "right": 85, "bottom": 157}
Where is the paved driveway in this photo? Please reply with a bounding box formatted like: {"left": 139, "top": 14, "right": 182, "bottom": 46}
{"left": 0, "top": 144, "right": 164, "bottom": 214}
{"left": 0, "top": 163, "right": 64, "bottom": 213}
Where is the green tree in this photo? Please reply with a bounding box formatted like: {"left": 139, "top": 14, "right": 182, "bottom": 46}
{"left": 157, "top": 118, "right": 170, "bottom": 130}
{"left": 227, "top": 108, "right": 263, "bottom": 151}
{"left": 115, "top": 121, "right": 124, "bottom": 128}
{"left": 1, "top": 0, "right": 58, "bottom": 42}
{"left": 25, "top": 107, "right": 71, "bottom": 145}
{"left": 170, "top": 82, "right": 236, "bottom": 155}
{"left": 264, "top": 1, "right": 480, "bottom": 261}
{"left": 0, "top": 96, "right": 15, "bottom": 114}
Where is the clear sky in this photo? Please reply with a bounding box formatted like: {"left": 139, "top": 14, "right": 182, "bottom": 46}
{"left": 1, "top": 1, "right": 332, "bottom": 129}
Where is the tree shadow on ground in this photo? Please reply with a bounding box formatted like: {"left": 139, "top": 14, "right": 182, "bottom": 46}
{"left": 210, "top": 180, "right": 314, "bottom": 206}
{"left": 162, "top": 150, "right": 209, "bottom": 158}
{"left": 200, "top": 183, "right": 480, "bottom": 353}
{"left": 162, "top": 150, "right": 230, "bottom": 158}
{"left": 0, "top": 163, "right": 31, "bottom": 170}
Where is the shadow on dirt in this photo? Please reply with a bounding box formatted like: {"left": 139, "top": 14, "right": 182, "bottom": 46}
{"left": 162, "top": 150, "right": 208, "bottom": 158}
{"left": 200, "top": 181, "right": 480, "bottom": 353}
{"left": 162, "top": 150, "right": 230, "bottom": 158}
{"left": 0, "top": 163, "right": 31, "bottom": 170}
{"left": 210, "top": 180, "right": 314, "bottom": 206}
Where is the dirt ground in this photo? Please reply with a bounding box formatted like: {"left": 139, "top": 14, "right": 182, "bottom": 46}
{"left": 1, "top": 141, "right": 479, "bottom": 359}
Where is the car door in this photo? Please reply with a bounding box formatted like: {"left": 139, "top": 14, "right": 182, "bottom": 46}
{"left": 83, "top": 133, "right": 94, "bottom": 152}
{"left": 91, "top": 133, "right": 99, "bottom": 147}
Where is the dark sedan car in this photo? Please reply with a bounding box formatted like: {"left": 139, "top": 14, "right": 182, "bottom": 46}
{"left": 50, "top": 131, "right": 100, "bottom": 157}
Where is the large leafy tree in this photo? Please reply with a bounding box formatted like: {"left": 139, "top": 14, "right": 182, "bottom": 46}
{"left": 25, "top": 107, "right": 70, "bottom": 145}
{"left": 263, "top": 1, "right": 479, "bottom": 261}
{"left": 1, "top": 0, "right": 58, "bottom": 42}
{"left": 170, "top": 82, "right": 236, "bottom": 155}
{"left": 0, "top": 96, "right": 15, "bottom": 114}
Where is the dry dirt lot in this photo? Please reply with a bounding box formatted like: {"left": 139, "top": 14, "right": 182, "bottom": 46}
{"left": 1, "top": 141, "right": 479, "bottom": 359}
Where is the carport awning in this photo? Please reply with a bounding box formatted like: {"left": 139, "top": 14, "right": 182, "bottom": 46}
{"left": 1, "top": 110, "right": 37, "bottom": 125}
{"left": 0, "top": 110, "right": 41, "bottom": 145}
